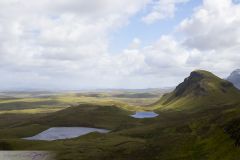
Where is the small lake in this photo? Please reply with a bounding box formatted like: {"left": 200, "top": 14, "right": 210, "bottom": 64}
{"left": 131, "top": 111, "right": 159, "bottom": 119}
{"left": 24, "top": 127, "right": 110, "bottom": 141}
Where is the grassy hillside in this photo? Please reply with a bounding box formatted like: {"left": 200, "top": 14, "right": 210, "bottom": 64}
{"left": 0, "top": 104, "right": 140, "bottom": 139}
{"left": 2, "top": 104, "right": 240, "bottom": 160}
{"left": 1, "top": 70, "right": 240, "bottom": 159}
{"left": 154, "top": 70, "right": 240, "bottom": 111}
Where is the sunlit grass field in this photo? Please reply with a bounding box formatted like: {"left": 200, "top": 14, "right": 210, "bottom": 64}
{"left": 0, "top": 90, "right": 165, "bottom": 114}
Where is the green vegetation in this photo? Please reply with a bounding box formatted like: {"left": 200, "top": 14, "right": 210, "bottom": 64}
{"left": 1, "top": 70, "right": 240, "bottom": 159}
{"left": 154, "top": 70, "right": 240, "bottom": 111}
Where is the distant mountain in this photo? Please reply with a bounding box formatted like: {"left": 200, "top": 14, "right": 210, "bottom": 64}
{"left": 154, "top": 70, "right": 240, "bottom": 110}
{"left": 227, "top": 69, "right": 240, "bottom": 89}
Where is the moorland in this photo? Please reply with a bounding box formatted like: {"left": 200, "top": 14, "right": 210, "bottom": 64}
{"left": 1, "top": 70, "right": 240, "bottom": 160}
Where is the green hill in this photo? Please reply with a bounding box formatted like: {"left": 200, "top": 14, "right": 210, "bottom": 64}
{"left": 154, "top": 70, "right": 240, "bottom": 110}
{"left": 34, "top": 104, "right": 136, "bottom": 130}
{"left": 2, "top": 70, "right": 240, "bottom": 160}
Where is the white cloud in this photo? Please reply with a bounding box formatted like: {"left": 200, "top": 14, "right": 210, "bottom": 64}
{"left": 112, "top": 36, "right": 194, "bottom": 84}
{"left": 178, "top": 0, "right": 240, "bottom": 50}
{"left": 129, "top": 38, "right": 142, "bottom": 49}
{"left": 1, "top": 0, "right": 240, "bottom": 90}
{"left": 0, "top": 0, "right": 152, "bottom": 89}
{"left": 142, "top": 0, "right": 189, "bottom": 24}
{"left": 176, "top": 0, "right": 240, "bottom": 76}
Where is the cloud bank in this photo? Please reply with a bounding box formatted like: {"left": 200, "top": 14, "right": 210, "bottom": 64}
{"left": 0, "top": 0, "right": 239, "bottom": 90}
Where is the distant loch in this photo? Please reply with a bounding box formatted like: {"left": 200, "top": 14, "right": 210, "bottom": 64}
{"left": 24, "top": 127, "right": 110, "bottom": 141}
{"left": 131, "top": 111, "right": 159, "bottom": 118}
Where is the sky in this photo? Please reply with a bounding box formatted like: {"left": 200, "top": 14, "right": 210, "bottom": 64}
{"left": 0, "top": 0, "right": 240, "bottom": 90}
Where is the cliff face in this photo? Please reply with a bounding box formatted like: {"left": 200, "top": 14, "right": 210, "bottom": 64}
{"left": 227, "top": 69, "right": 240, "bottom": 89}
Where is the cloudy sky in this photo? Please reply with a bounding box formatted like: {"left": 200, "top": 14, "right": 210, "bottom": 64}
{"left": 0, "top": 0, "right": 240, "bottom": 90}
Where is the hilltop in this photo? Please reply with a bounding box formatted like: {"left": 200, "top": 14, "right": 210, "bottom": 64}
{"left": 154, "top": 70, "right": 240, "bottom": 110}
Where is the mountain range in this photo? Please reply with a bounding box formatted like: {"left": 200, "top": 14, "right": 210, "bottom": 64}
{"left": 227, "top": 69, "right": 240, "bottom": 89}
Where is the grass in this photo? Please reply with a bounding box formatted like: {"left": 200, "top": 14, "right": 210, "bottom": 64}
{"left": 1, "top": 103, "right": 240, "bottom": 160}
{"left": 0, "top": 91, "right": 160, "bottom": 113}
{"left": 1, "top": 70, "right": 240, "bottom": 159}
{"left": 0, "top": 108, "right": 63, "bottom": 114}
{"left": 154, "top": 70, "right": 240, "bottom": 111}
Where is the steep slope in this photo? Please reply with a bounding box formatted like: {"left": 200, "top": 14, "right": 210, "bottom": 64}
{"left": 155, "top": 70, "right": 240, "bottom": 110}
{"left": 227, "top": 69, "right": 240, "bottom": 89}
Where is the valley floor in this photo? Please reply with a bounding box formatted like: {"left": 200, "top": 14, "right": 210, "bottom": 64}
{"left": 1, "top": 89, "right": 240, "bottom": 160}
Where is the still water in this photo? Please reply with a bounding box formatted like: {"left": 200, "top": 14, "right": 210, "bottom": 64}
{"left": 131, "top": 112, "right": 159, "bottom": 118}
{"left": 24, "top": 127, "right": 110, "bottom": 141}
